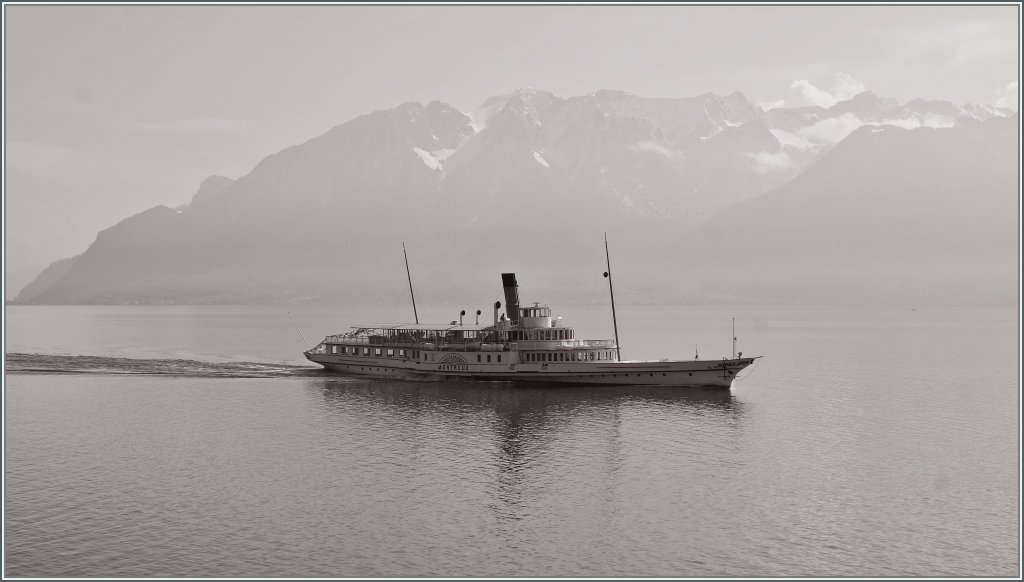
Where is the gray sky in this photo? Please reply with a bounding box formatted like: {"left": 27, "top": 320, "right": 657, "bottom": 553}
{"left": 3, "top": 4, "right": 1019, "bottom": 272}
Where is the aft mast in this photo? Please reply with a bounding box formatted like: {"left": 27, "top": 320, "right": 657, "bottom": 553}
{"left": 603, "top": 233, "right": 622, "bottom": 362}
{"left": 403, "top": 242, "right": 419, "bottom": 324}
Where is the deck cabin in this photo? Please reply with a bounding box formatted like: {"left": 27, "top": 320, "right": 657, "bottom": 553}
{"left": 306, "top": 303, "right": 619, "bottom": 369}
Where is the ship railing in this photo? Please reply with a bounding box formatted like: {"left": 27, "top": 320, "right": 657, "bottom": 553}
{"left": 320, "top": 336, "right": 509, "bottom": 351}
{"left": 557, "top": 339, "right": 616, "bottom": 348}
{"left": 324, "top": 335, "right": 374, "bottom": 344}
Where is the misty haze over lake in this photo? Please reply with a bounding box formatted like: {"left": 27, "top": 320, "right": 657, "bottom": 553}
{"left": 4, "top": 5, "right": 1019, "bottom": 307}
{"left": 3, "top": 3, "right": 1020, "bottom": 578}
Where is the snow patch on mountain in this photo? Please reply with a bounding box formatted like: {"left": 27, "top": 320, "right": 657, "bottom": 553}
{"left": 630, "top": 141, "right": 680, "bottom": 158}
{"left": 879, "top": 113, "right": 957, "bottom": 130}
{"left": 797, "top": 110, "right": 964, "bottom": 146}
{"left": 798, "top": 113, "right": 867, "bottom": 145}
{"left": 468, "top": 99, "right": 506, "bottom": 133}
{"left": 533, "top": 151, "right": 550, "bottom": 168}
{"left": 412, "top": 147, "right": 443, "bottom": 172}
{"left": 747, "top": 150, "right": 794, "bottom": 174}
{"left": 770, "top": 128, "right": 815, "bottom": 151}
{"left": 434, "top": 148, "right": 457, "bottom": 161}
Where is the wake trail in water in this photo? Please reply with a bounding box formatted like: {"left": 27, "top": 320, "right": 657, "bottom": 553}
{"left": 5, "top": 353, "right": 327, "bottom": 379}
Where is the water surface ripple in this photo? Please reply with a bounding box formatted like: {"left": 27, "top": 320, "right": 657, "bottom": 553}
{"left": 4, "top": 305, "right": 1018, "bottom": 576}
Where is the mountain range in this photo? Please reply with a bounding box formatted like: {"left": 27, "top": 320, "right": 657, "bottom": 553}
{"left": 11, "top": 88, "right": 1019, "bottom": 306}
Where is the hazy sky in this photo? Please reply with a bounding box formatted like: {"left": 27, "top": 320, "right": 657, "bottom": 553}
{"left": 3, "top": 4, "right": 1020, "bottom": 273}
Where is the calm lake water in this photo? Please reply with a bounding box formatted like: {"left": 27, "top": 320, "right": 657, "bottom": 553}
{"left": 4, "top": 304, "right": 1019, "bottom": 577}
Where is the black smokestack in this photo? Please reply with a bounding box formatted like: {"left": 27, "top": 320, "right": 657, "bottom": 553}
{"left": 501, "top": 273, "right": 520, "bottom": 326}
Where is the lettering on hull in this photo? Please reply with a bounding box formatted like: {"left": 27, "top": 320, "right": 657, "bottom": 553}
{"left": 437, "top": 354, "right": 469, "bottom": 373}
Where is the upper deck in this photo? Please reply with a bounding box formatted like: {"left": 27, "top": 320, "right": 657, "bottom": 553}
{"left": 311, "top": 272, "right": 616, "bottom": 355}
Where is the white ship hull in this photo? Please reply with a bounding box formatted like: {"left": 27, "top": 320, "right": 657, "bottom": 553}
{"left": 305, "top": 352, "right": 758, "bottom": 389}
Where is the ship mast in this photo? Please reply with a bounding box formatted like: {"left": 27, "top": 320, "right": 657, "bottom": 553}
{"left": 403, "top": 242, "right": 419, "bottom": 324}
{"left": 603, "top": 233, "right": 622, "bottom": 362}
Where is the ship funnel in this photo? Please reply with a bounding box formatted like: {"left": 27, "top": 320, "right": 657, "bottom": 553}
{"left": 460, "top": 309, "right": 466, "bottom": 326}
{"left": 493, "top": 301, "right": 502, "bottom": 325}
{"left": 501, "top": 273, "right": 520, "bottom": 325}
{"left": 476, "top": 309, "right": 481, "bottom": 325}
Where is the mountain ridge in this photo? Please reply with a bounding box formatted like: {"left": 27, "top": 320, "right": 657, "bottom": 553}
{"left": 12, "top": 89, "right": 1018, "bottom": 306}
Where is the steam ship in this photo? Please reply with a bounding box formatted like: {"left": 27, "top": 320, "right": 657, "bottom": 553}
{"left": 304, "top": 242, "right": 759, "bottom": 388}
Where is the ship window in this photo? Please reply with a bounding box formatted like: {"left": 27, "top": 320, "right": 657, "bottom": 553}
{"left": 399, "top": 349, "right": 405, "bottom": 357}
{"left": 477, "top": 355, "right": 481, "bottom": 362}
{"left": 387, "top": 349, "right": 394, "bottom": 357}
{"left": 331, "top": 346, "right": 337, "bottom": 354}
{"left": 363, "top": 348, "right": 370, "bottom": 355}
{"left": 487, "top": 355, "right": 491, "bottom": 363}
{"left": 497, "top": 355, "right": 501, "bottom": 363}
{"left": 375, "top": 348, "right": 382, "bottom": 356}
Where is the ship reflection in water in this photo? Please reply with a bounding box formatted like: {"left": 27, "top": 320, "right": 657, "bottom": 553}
{"left": 308, "top": 378, "right": 744, "bottom": 539}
